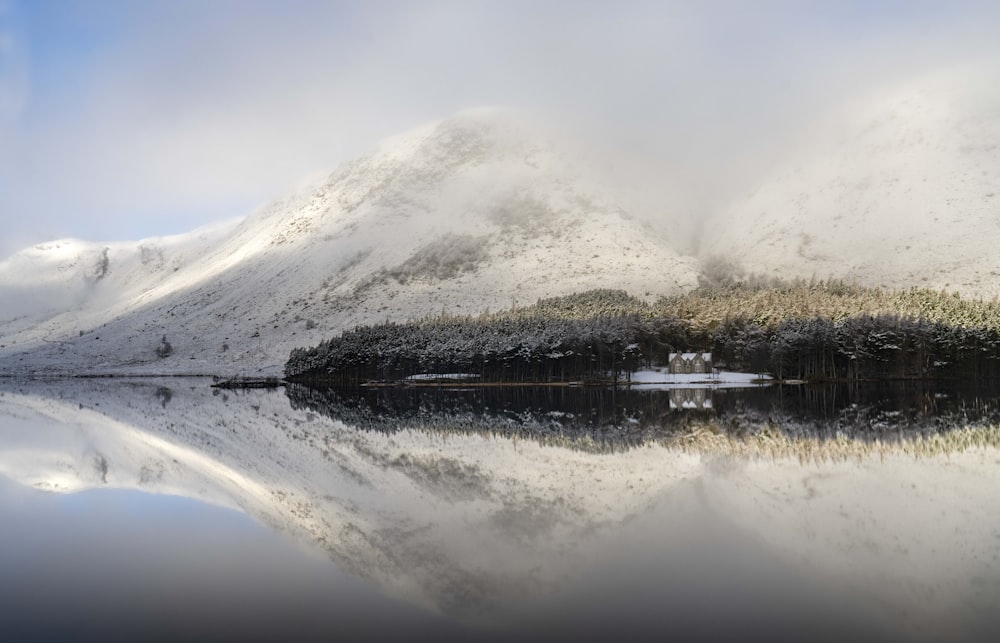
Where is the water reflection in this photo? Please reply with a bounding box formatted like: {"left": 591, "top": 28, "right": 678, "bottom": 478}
{"left": 0, "top": 478, "right": 460, "bottom": 641}
{"left": 0, "top": 378, "right": 998, "bottom": 641}
{"left": 286, "top": 381, "right": 1000, "bottom": 447}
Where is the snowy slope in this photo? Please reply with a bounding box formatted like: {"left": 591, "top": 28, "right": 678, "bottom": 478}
{"left": 0, "top": 109, "right": 697, "bottom": 375}
{"left": 703, "top": 64, "right": 1000, "bottom": 298}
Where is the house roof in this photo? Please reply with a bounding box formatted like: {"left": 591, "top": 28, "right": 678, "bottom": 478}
{"left": 669, "top": 352, "right": 712, "bottom": 361}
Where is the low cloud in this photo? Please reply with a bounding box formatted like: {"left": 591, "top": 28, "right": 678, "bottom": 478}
{"left": 2, "top": 0, "right": 1000, "bottom": 259}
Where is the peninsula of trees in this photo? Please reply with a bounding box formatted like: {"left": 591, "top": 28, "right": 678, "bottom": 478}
{"left": 284, "top": 281, "right": 1000, "bottom": 385}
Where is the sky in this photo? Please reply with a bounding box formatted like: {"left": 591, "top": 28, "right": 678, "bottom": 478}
{"left": 1, "top": 0, "right": 999, "bottom": 259}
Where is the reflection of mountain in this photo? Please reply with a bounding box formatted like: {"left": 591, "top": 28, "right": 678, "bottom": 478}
{"left": 286, "top": 382, "right": 1000, "bottom": 448}
{"left": 0, "top": 379, "right": 997, "bottom": 639}
{"left": 0, "top": 379, "right": 704, "bottom": 621}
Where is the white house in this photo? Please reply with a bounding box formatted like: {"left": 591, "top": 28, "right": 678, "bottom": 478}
{"left": 667, "top": 352, "right": 712, "bottom": 374}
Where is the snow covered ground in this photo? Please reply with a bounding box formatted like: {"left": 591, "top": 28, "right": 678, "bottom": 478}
{"left": 403, "top": 373, "right": 480, "bottom": 381}
{"left": 626, "top": 368, "right": 771, "bottom": 389}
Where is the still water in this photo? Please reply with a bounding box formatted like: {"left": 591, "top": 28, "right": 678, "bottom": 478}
{"left": 0, "top": 378, "right": 998, "bottom": 642}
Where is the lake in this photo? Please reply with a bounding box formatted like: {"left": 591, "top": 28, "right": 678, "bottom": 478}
{"left": 0, "top": 378, "right": 998, "bottom": 642}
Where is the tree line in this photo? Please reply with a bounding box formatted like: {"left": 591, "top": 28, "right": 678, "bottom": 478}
{"left": 285, "top": 287, "right": 1000, "bottom": 384}
{"left": 285, "top": 313, "right": 669, "bottom": 384}
{"left": 712, "top": 313, "right": 1000, "bottom": 381}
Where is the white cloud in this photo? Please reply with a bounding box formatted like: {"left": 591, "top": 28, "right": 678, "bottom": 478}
{"left": 2, "top": 0, "right": 1000, "bottom": 259}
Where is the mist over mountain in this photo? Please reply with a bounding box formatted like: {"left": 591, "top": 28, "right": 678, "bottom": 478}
{"left": 703, "top": 63, "right": 1000, "bottom": 298}
{"left": 0, "top": 109, "right": 698, "bottom": 375}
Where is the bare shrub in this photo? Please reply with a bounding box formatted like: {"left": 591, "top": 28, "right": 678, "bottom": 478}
{"left": 155, "top": 335, "right": 173, "bottom": 358}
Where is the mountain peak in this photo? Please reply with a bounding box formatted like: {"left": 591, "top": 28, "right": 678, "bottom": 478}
{"left": 367, "top": 106, "right": 533, "bottom": 162}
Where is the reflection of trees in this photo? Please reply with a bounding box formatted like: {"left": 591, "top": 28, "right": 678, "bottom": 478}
{"left": 285, "top": 383, "right": 700, "bottom": 449}
{"left": 286, "top": 382, "right": 1000, "bottom": 449}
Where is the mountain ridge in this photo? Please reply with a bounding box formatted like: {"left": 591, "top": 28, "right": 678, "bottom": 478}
{"left": 0, "top": 109, "right": 698, "bottom": 375}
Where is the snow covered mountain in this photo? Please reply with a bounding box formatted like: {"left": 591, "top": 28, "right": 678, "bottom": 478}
{"left": 0, "top": 109, "right": 698, "bottom": 376}
{"left": 8, "top": 69, "right": 1000, "bottom": 378}
{"left": 702, "top": 64, "right": 1000, "bottom": 298}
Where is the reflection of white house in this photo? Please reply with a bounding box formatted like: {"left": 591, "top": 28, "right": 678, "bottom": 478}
{"left": 669, "top": 388, "right": 713, "bottom": 410}
{"left": 667, "top": 352, "right": 712, "bottom": 375}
